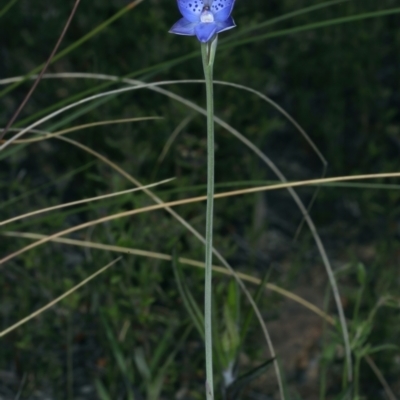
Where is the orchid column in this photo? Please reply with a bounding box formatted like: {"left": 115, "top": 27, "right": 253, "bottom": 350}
{"left": 170, "top": 1, "right": 236, "bottom": 398}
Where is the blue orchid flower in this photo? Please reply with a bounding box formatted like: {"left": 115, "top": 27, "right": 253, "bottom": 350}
{"left": 169, "top": 0, "right": 236, "bottom": 43}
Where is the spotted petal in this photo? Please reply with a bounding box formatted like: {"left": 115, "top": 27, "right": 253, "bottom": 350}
{"left": 169, "top": 17, "right": 197, "bottom": 36}
{"left": 177, "top": 0, "right": 204, "bottom": 22}
{"left": 211, "top": 0, "right": 235, "bottom": 22}
{"left": 195, "top": 22, "right": 217, "bottom": 43}
{"left": 215, "top": 16, "right": 235, "bottom": 34}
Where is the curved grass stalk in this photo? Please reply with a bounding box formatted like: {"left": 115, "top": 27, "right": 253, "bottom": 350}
{"left": 0, "top": 178, "right": 173, "bottom": 227}
{"left": 155, "top": 115, "right": 193, "bottom": 165}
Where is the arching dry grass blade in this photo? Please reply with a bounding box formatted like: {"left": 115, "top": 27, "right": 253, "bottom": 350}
{"left": 0, "top": 178, "right": 174, "bottom": 227}
{"left": 0, "top": 257, "right": 121, "bottom": 338}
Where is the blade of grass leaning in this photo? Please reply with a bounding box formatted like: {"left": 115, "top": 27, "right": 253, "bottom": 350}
{"left": 0, "top": 0, "right": 19, "bottom": 18}
{"left": 94, "top": 379, "right": 113, "bottom": 400}
{"left": 101, "top": 312, "right": 135, "bottom": 400}
{"left": 155, "top": 180, "right": 400, "bottom": 194}
{"left": 172, "top": 251, "right": 205, "bottom": 339}
{"left": 240, "top": 270, "right": 272, "bottom": 344}
{"left": 44, "top": 95, "right": 121, "bottom": 132}
{"left": 0, "top": 257, "right": 121, "bottom": 338}
{"left": 0, "top": 178, "right": 174, "bottom": 227}
{"left": 152, "top": 114, "right": 194, "bottom": 180}
{"left": 148, "top": 325, "right": 192, "bottom": 400}
{"left": 148, "top": 325, "right": 175, "bottom": 374}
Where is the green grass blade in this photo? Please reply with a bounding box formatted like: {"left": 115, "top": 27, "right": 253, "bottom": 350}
{"left": 100, "top": 312, "right": 135, "bottom": 400}
{"left": 172, "top": 252, "right": 205, "bottom": 340}
{"left": 149, "top": 326, "right": 192, "bottom": 400}
{"left": 240, "top": 270, "right": 271, "bottom": 344}
{"left": 94, "top": 379, "right": 113, "bottom": 400}
{"left": 149, "top": 326, "right": 174, "bottom": 374}
{"left": 0, "top": 0, "right": 19, "bottom": 18}
{"left": 44, "top": 95, "right": 117, "bottom": 132}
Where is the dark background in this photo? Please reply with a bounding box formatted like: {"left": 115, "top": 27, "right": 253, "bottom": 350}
{"left": 0, "top": 0, "right": 399, "bottom": 399}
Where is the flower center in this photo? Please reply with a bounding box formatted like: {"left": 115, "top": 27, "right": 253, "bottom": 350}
{"left": 200, "top": 10, "right": 214, "bottom": 23}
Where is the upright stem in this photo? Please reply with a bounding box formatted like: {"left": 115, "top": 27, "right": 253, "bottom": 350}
{"left": 201, "top": 39, "right": 217, "bottom": 400}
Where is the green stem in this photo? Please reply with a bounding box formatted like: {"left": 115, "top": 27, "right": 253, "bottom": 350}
{"left": 201, "top": 38, "right": 217, "bottom": 400}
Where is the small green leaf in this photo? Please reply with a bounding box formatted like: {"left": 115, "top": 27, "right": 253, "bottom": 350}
{"left": 133, "top": 347, "right": 151, "bottom": 381}
{"left": 94, "top": 379, "right": 112, "bottom": 400}
{"left": 356, "top": 263, "right": 367, "bottom": 287}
